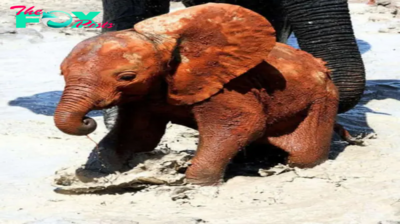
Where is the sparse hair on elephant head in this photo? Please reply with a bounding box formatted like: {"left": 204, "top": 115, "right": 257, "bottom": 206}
{"left": 55, "top": 3, "right": 277, "bottom": 135}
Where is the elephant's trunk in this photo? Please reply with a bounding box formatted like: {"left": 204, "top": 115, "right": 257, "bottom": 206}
{"left": 54, "top": 85, "right": 97, "bottom": 135}
{"left": 284, "top": 0, "right": 366, "bottom": 113}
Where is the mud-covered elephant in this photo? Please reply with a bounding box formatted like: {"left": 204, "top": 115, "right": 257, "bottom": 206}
{"left": 55, "top": 4, "right": 339, "bottom": 185}
{"left": 101, "top": 0, "right": 365, "bottom": 129}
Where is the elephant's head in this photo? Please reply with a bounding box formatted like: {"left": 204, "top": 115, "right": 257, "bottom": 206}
{"left": 54, "top": 3, "right": 276, "bottom": 135}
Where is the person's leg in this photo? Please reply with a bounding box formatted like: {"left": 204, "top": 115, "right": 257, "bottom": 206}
{"left": 101, "top": 0, "right": 170, "bottom": 33}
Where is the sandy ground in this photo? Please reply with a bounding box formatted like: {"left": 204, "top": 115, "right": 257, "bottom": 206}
{"left": 1, "top": 1, "right": 400, "bottom": 224}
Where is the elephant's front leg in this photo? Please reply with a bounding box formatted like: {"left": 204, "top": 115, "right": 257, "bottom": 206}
{"left": 186, "top": 91, "right": 267, "bottom": 185}
{"left": 84, "top": 104, "right": 169, "bottom": 173}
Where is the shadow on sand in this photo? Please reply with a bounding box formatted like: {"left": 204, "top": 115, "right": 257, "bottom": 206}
{"left": 8, "top": 91, "right": 102, "bottom": 117}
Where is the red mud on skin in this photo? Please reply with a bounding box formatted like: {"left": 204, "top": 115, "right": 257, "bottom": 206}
{"left": 56, "top": 4, "right": 338, "bottom": 185}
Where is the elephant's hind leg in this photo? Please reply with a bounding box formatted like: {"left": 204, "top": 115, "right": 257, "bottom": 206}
{"left": 269, "top": 97, "right": 338, "bottom": 168}
{"left": 186, "top": 91, "right": 267, "bottom": 185}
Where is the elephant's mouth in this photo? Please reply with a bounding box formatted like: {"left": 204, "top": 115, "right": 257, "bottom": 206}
{"left": 93, "top": 94, "right": 142, "bottom": 109}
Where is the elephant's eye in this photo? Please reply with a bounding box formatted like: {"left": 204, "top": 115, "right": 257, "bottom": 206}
{"left": 118, "top": 72, "right": 137, "bottom": 82}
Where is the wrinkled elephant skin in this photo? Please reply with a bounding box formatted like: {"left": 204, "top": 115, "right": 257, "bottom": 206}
{"left": 55, "top": 4, "right": 339, "bottom": 185}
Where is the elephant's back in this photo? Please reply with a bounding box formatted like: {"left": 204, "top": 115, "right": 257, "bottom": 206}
{"left": 266, "top": 43, "right": 337, "bottom": 98}
{"left": 267, "top": 43, "right": 331, "bottom": 84}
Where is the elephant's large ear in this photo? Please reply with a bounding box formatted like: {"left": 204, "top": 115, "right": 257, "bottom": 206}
{"left": 134, "top": 3, "right": 276, "bottom": 105}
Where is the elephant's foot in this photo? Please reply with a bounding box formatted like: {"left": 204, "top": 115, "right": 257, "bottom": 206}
{"left": 91, "top": 104, "right": 168, "bottom": 174}
{"left": 83, "top": 135, "right": 135, "bottom": 173}
{"left": 334, "top": 123, "right": 365, "bottom": 146}
{"left": 185, "top": 163, "right": 224, "bottom": 186}
{"left": 84, "top": 147, "right": 130, "bottom": 173}
{"left": 77, "top": 144, "right": 134, "bottom": 183}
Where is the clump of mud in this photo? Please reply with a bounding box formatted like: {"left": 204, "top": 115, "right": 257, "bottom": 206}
{"left": 53, "top": 146, "right": 294, "bottom": 195}
{"left": 53, "top": 149, "right": 193, "bottom": 195}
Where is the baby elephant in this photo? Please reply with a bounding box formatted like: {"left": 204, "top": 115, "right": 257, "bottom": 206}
{"left": 55, "top": 3, "right": 338, "bottom": 185}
